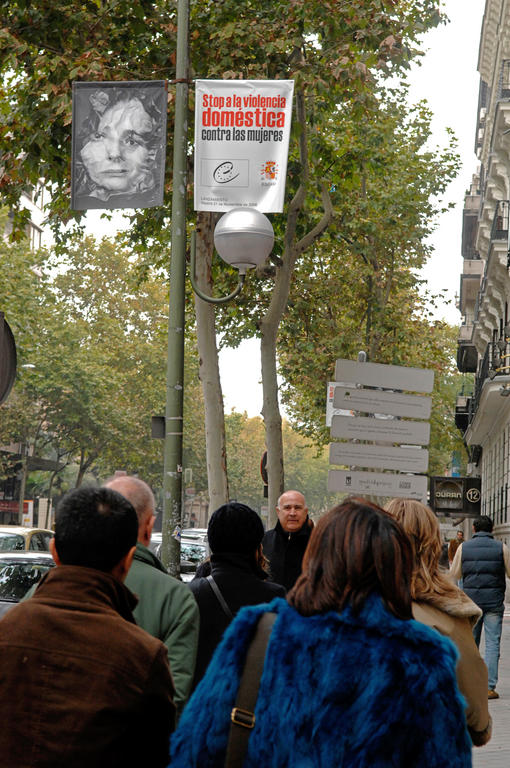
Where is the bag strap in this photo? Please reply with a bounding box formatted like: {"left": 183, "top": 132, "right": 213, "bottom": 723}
{"left": 225, "top": 611, "right": 277, "bottom": 768}
{"left": 206, "top": 574, "right": 234, "bottom": 620}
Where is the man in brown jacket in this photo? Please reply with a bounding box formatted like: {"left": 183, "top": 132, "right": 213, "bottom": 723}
{"left": 0, "top": 486, "right": 175, "bottom": 768}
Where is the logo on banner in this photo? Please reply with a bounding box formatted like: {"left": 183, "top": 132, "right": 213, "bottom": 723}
{"left": 213, "top": 161, "right": 240, "bottom": 184}
{"left": 201, "top": 158, "right": 249, "bottom": 188}
{"left": 260, "top": 161, "right": 279, "bottom": 182}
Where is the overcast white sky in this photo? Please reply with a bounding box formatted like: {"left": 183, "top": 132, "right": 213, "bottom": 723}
{"left": 86, "top": 0, "right": 487, "bottom": 417}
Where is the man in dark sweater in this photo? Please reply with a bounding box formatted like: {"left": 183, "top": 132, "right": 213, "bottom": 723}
{"left": 262, "top": 490, "right": 312, "bottom": 591}
{"left": 451, "top": 515, "right": 510, "bottom": 699}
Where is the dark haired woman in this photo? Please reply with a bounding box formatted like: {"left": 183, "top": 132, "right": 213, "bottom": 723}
{"left": 170, "top": 498, "right": 472, "bottom": 768}
{"left": 188, "top": 502, "right": 285, "bottom": 689}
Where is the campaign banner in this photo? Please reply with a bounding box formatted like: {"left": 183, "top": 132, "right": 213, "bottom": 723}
{"left": 71, "top": 80, "right": 168, "bottom": 210}
{"left": 194, "top": 79, "right": 294, "bottom": 213}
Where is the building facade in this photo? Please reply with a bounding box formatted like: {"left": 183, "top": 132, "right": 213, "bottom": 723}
{"left": 456, "top": 0, "right": 510, "bottom": 546}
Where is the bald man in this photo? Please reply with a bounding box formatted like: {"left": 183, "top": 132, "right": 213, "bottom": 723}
{"left": 262, "top": 490, "right": 312, "bottom": 590}
{"left": 106, "top": 476, "right": 199, "bottom": 719}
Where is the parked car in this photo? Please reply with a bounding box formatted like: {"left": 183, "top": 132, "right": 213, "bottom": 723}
{"left": 180, "top": 538, "right": 209, "bottom": 582}
{"left": 181, "top": 528, "right": 208, "bottom": 543}
{"left": 149, "top": 530, "right": 209, "bottom": 582}
{"left": 0, "top": 526, "right": 54, "bottom": 552}
{"left": 0, "top": 552, "right": 55, "bottom": 618}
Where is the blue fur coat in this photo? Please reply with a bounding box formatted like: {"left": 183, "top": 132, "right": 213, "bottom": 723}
{"left": 170, "top": 595, "right": 472, "bottom": 768}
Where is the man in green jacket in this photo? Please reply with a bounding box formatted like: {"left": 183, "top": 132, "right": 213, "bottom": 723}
{"left": 107, "top": 475, "right": 199, "bottom": 718}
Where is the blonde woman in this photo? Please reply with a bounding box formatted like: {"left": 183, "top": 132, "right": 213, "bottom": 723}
{"left": 386, "top": 498, "right": 491, "bottom": 747}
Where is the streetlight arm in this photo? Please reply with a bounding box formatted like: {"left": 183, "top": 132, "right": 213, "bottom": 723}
{"left": 189, "top": 230, "right": 246, "bottom": 304}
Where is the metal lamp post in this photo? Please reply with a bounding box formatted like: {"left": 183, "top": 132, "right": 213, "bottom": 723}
{"left": 159, "top": 0, "right": 275, "bottom": 576}
{"left": 189, "top": 208, "right": 274, "bottom": 304}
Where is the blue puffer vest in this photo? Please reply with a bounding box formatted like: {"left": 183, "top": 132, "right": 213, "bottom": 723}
{"left": 462, "top": 531, "right": 505, "bottom": 611}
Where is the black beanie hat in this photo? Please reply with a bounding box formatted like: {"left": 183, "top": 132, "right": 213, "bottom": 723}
{"left": 208, "top": 502, "right": 264, "bottom": 554}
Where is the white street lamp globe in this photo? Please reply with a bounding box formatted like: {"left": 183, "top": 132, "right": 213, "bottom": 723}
{"left": 214, "top": 208, "right": 274, "bottom": 273}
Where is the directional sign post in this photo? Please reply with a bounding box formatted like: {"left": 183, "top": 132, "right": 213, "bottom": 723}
{"left": 333, "top": 386, "right": 432, "bottom": 420}
{"left": 329, "top": 443, "right": 429, "bottom": 473}
{"left": 328, "top": 470, "right": 428, "bottom": 501}
{"left": 334, "top": 359, "right": 434, "bottom": 393}
{"left": 327, "top": 356, "right": 434, "bottom": 502}
{"left": 331, "top": 414, "right": 430, "bottom": 446}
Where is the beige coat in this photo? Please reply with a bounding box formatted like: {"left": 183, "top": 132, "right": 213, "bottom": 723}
{"left": 412, "top": 594, "right": 491, "bottom": 746}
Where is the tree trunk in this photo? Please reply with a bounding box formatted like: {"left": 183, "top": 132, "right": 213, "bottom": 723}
{"left": 260, "top": 262, "right": 290, "bottom": 526}
{"left": 259, "top": 87, "right": 333, "bottom": 526}
{"left": 194, "top": 211, "right": 229, "bottom": 515}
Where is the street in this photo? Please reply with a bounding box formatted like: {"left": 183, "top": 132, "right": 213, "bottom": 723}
{"left": 472, "top": 610, "right": 510, "bottom": 767}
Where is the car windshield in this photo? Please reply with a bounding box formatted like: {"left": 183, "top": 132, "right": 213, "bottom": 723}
{"left": 180, "top": 542, "right": 207, "bottom": 564}
{"left": 0, "top": 562, "right": 52, "bottom": 601}
{"left": 0, "top": 533, "right": 25, "bottom": 551}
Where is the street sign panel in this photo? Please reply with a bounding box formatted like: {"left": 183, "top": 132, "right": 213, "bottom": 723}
{"left": 329, "top": 443, "right": 429, "bottom": 473}
{"left": 326, "top": 382, "right": 353, "bottom": 426}
{"left": 332, "top": 386, "right": 431, "bottom": 420}
{"left": 331, "top": 414, "right": 430, "bottom": 445}
{"left": 334, "top": 359, "right": 434, "bottom": 393}
{"left": 328, "top": 470, "right": 428, "bottom": 500}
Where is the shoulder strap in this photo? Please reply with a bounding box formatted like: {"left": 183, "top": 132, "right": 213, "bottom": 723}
{"left": 206, "top": 574, "right": 233, "bottom": 620}
{"left": 225, "top": 611, "right": 277, "bottom": 768}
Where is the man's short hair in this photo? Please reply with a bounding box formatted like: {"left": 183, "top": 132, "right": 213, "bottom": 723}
{"left": 106, "top": 476, "right": 155, "bottom": 526}
{"left": 54, "top": 486, "right": 138, "bottom": 571}
{"left": 473, "top": 515, "right": 494, "bottom": 533}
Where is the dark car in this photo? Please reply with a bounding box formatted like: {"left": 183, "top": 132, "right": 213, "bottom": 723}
{"left": 0, "top": 552, "right": 55, "bottom": 618}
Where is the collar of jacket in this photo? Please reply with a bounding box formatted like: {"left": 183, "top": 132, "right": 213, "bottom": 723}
{"left": 307, "top": 592, "right": 458, "bottom": 654}
{"left": 275, "top": 519, "right": 311, "bottom": 541}
{"left": 472, "top": 531, "right": 494, "bottom": 539}
{"left": 133, "top": 540, "right": 167, "bottom": 573}
{"left": 33, "top": 565, "right": 138, "bottom": 623}
{"left": 210, "top": 551, "right": 259, "bottom": 575}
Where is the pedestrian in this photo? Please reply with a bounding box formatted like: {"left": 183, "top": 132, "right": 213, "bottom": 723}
{"left": 448, "top": 529, "right": 465, "bottom": 565}
{"left": 189, "top": 501, "right": 285, "bottom": 688}
{"left": 106, "top": 475, "right": 200, "bottom": 719}
{"left": 450, "top": 514, "right": 510, "bottom": 699}
{"left": 0, "top": 486, "right": 175, "bottom": 768}
{"left": 262, "top": 489, "right": 312, "bottom": 590}
{"left": 170, "top": 498, "right": 472, "bottom": 768}
{"left": 386, "top": 498, "right": 491, "bottom": 745}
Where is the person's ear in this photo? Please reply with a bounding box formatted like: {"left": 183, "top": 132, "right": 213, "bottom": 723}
{"left": 142, "top": 513, "right": 156, "bottom": 547}
{"left": 49, "top": 538, "right": 61, "bottom": 566}
{"left": 111, "top": 545, "right": 136, "bottom": 583}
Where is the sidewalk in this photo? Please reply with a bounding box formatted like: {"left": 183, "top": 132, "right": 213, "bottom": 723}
{"left": 472, "top": 609, "right": 510, "bottom": 767}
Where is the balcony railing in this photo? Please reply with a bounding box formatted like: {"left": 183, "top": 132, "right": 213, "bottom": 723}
{"left": 490, "top": 200, "right": 509, "bottom": 241}
{"left": 462, "top": 337, "right": 510, "bottom": 431}
{"left": 498, "top": 60, "right": 510, "bottom": 100}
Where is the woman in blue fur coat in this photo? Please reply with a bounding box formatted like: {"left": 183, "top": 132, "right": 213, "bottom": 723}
{"left": 170, "top": 498, "right": 472, "bottom": 768}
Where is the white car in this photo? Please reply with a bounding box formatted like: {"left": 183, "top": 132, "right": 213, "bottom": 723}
{"left": 149, "top": 531, "right": 209, "bottom": 582}
{"left": 0, "top": 526, "right": 54, "bottom": 552}
{"left": 0, "top": 551, "right": 55, "bottom": 617}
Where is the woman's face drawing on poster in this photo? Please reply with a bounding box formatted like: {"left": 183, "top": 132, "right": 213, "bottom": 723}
{"left": 78, "top": 90, "right": 161, "bottom": 200}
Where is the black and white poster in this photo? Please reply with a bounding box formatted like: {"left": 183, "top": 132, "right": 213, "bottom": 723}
{"left": 71, "top": 81, "right": 167, "bottom": 210}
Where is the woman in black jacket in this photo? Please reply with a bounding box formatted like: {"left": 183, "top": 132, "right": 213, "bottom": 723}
{"left": 189, "top": 502, "right": 285, "bottom": 688}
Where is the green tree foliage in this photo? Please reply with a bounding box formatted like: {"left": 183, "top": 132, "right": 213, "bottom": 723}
{"left": 0, "top": 0, "right": 444, "bottom": 238}
{"left": 224, "top": 410, "right": 340, "bottom": 516}
{"left": 0, "top": 235, "right": 208, "bottom": 491}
